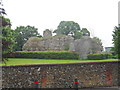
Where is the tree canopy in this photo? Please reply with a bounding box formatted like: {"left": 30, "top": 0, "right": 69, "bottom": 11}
{"left": 112, "top": 26, "right": 120, "bottom": 59}
{"left": 0, "top": 0, "right": 15, "bottom": 63}
{"left": 81, "top": 28, "right": 90, "bottom": 36}
{"left": 0, "top": 16, "right": 15, "bottom": 63}
{"left": 53, "top": 21, "right": 81, "bottom": 35}
{"left": 53, "top": 21, "right": 81, "bottom": 39}
{"left": 53, "top": 21, "right": 90, "bottom": 39}
{"left": 14, "top": 25, "right": 42, "bottom": 51}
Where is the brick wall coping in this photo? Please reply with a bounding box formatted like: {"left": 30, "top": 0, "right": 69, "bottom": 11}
{"left": 1, "top": 60, "right": 119, "bottom": 68}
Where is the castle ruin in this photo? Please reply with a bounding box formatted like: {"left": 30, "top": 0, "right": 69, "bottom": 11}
{"left": 22, "top": 29, "right": 103, "bottom": 59}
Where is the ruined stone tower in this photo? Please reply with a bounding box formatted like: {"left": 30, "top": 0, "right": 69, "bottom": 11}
{"left": 43, "top": 29, "right": 52, "bottom": 38}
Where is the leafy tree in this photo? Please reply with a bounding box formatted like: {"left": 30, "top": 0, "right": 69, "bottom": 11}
{"left": 0, "top": 0, "right": 15, "bottom": 63}
{"left": 14, "top": 25, "right": 42, "bottom": 51}
{"left": 81, "top": 28, "right": 90, "bottom": 36}
{"left": 53, "top": 21, "right": 90, "bottom": 39}
{"left": 73, "top": 28, "right": 90, "bottom": 39}
{"left": 53, "top": 21, "right": 81, "bottom": 39}
{"left": 73, "top": 31, "right": 82, "bottom": 39}
{"left": 112, "top": 26, "right": 120, "bottom": 59}
{"left": 0, "top": 16, "right": 15, "bottom": 63}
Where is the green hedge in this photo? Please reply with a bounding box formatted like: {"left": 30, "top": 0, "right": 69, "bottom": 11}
{"left": 87, "top": 53, "right": 112, "bottom": 60}
{"left": 9, "top": 51, "right": 79, "bottom": 59}
{"left": 112, "top": 54, "right": 119, "bottom": 59}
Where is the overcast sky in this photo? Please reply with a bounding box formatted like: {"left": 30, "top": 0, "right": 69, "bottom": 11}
{"left": 3, "top": 0, "right": 119, "bottom": 48}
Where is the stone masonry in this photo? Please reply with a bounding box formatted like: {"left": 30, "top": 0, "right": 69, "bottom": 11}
{"left": 43, "top": 29, "right": 52, "bottom": 38}
{"left": 2, "top": 61, "right": 119, "bottom": 88}
{"left": 22, "top": 35, "right": 74, "bottom": 51}
{"left": 22, "top": 29, "right": 103, "bottom": 59}
{"left": 69, "top": 36, "right": 103, "bottom": 59}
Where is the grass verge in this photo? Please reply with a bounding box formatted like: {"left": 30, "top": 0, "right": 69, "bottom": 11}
{"left": 0, "top": 58, "right": 119, "bottom": 66}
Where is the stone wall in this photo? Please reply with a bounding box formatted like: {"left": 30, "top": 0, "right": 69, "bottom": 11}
{"left": 43, "top": 29, "right": 52, "bottom": 38}
{"left": 23, "top": 35, "right": 103, "bottom": 59}
{"left": 69, "top": 36, "right": 103, "bottom": 59}
{"left": 2, "top": 61, "right": 119, "bottom": 88}
{"left": 23, "top": 35, "right": 74, "bottom": 51}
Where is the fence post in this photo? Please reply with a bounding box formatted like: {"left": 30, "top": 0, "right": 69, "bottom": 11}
{"left": 34, "top": 82, "right": 39, "bottom": 88}
{"left": 74, "top": 79, "right": 79, "bottom": 90}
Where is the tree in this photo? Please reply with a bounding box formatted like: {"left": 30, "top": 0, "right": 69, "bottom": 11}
{"left": 72, "top": 31, "right": 82, "bottom": 39}
{"left": 0, "top": 16, "right": 15, "bottom": 63}
{"left": 53, "top": 21, "right": 82, "bottom": 39}
{"left": 112, "top": 26, "right": 120, "bottom": 59}
{"left": 53, "top": 21, "right": 91, "bottom": 39}
{"left": 81, "top": 28, "right": 90, "bottom": 36}
{"left": 0, "top": 0, "right": 15, "bottom": 63}
{"left": 14, "top": 25, "right": 42, "bottom": 51}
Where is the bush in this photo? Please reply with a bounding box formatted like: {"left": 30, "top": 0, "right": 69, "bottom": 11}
{"left": 87, "top": 53, "right": 112, "bottom": 60}
{"left": 9, "top": 51, "right": 79, "bottom": 59}
{"left": 111, "top": 55, "right": 117, "bottom": 59}
{"left": 112, "top": 54, "right": 119, "bottom": 59}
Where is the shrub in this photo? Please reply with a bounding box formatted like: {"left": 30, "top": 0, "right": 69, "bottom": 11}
{"left": 9, "top": 51, "right": 79, "bottom": 60}
{"left": 111, "top": 55, "right": 117, "bottom": 59}
{"left": 87, "top": 53, "right": 112, "bottom": 60}
{"left": 112, "top": 54, "right": 119, "bottom": 59}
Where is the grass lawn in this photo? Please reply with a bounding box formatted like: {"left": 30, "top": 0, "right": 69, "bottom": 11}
{"left": 0, "top": 58, "right": 119, "bottom": 66}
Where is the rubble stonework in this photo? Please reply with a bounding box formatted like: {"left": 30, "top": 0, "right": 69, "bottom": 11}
{"left": 23, "top": 31, "right": 103, "bottom": 58}
{"left": 23, "top": 35, "right": 74, "bottom": 51}
{"left": 69, "top": 36, "right": 103, "bottom": 59}
{"left": 43, "top": 29, "right": 52, "bottom": 38}
{"left": 2, "top": 61, "right": 119, "bottom": 88}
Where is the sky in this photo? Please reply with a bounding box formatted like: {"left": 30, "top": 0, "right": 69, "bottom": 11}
{"left": 3, "top": 0, "right": 119, "bottom": 48}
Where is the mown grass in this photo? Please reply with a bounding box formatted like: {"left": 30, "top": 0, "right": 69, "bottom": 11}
{"left": 0, "top": 58, "right": 119, "bottom": 66}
